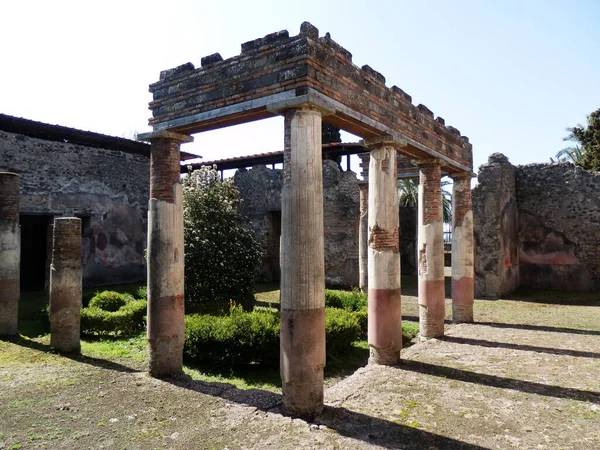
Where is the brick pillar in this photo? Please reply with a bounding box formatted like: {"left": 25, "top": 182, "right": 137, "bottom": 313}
{"left": 358, "top": 181, "right": 369, "bottom": 291}
{"left": 0, "top": 173, "right": 20, "bottom": 336}
{"left": 49, "top": 217, "right": 82, "bottom": 352}
{"left": 280, "top": 106, "right": 325, "bottom": 419}
{"left": 451, "top": 173, "right": 474, "bottom": 322}
{"left": 417, "top": 160, "right": 445, "bottom": 338}
{"left": 137, "top": 130, "right": 193, "bottom": 378}
{"left": 365, "top": 138, "right": 402, "bottom": 365}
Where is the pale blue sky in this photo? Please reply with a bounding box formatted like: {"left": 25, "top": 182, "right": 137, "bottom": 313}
{"left": 2, "top": 0, "right": 598, "bottom": 173}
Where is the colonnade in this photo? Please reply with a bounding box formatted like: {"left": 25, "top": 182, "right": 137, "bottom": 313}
{"left": 0, "top": 105, "right": 473, "bottom": 420}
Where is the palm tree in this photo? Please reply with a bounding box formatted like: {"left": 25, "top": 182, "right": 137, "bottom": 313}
{"left": 555, "top": 146, "right": 584, "bottom": 164}
{"left": 559, "top": 108, "right": 600, "bottom": 171}
{"left": 397, "top": 178, "right": 452, "bottom": 224}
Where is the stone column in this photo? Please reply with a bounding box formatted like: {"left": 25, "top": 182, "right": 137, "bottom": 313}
{"left": 358, "top": 181, "right": 369, "bottom": 291}
{"left": 365, "top": 138, "right": 402, "bottom": 365}
{"left": 280, "top": 106, "right": 325, "bottom": 419}
{"left": 417, "top": 160, "right": 445, "bottom": 339}
{"left": 137, "top": 130, "right": 193, "bottom": 378}
{"left": 451, "top": 173, "right": 474, "bottom": 322}
{"left": 0, "top": 173, "right": 20, "bottom": 336}
{"left": 49, "top": 217, "right": 82, "bottom": 352}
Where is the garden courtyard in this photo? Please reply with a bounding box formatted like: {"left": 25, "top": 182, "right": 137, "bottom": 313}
{"left": 1, "top": 282, "right": 599, "bottom": 450}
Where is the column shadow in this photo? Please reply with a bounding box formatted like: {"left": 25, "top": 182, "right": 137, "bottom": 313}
{"left": 3, "top": 335, "right": 141, "bottom": 373}
{"left": 399, "top": 359, "right": 600, "bottom": 404}
{"left": 166, "top": 374, "right": 488, "bottom": 449}
{"left": 443, "top": 336, "right": 600, "bottom": 359}
{"left": 474, "top": 321, "right": 600, "bottom": 336}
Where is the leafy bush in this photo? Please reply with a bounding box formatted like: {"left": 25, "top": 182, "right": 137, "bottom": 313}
{"left": 185, "top": 305, "right": 279, "bottom": 366}
{"left": 325, "top": 308, "right": 362, "bottom": 356}
{"left": 183, "top": 166, "right": 262, "bottom": 313}
{"left": 88, "top": 291, "right": 132, "bottom": 312}
{"left": 81, "top": 291, "right": 146, "bottom": 336}
{"left": 325, "top": 289, "right": 367, "bottom": 312}
{"left": 136, "top": 285, "right": 147, "bottom": 300}
{"left": 184, "top": 306, "right": 362, "bottom": 366}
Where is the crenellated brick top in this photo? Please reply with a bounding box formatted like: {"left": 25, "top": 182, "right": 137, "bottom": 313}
{"left": 148, "top": 22, "right": 472, "bottom": 172}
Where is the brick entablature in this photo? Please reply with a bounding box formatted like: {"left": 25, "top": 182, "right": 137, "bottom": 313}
{"left": 148, "top": 22, "right": 472, "bottom": 172}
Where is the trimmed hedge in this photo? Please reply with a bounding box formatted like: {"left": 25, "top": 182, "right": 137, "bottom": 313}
{"left": 325, "top": 289, "right": 367, "bottom": 312}
{"left": 184, "top": 306, "right": 362, "bottom": 366}
{"left": 81, "top": 291, "right": 146, "bottom": 336}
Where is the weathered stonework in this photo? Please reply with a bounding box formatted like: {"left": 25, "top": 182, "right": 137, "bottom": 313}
{"left": 0, "top": 172, "right": 20, "bottom": 335}
{"left": 148, "top": 23, "right": 472, "bottom": 175}
{"left": 473, "top": 154, "right": 599, "bottom": 297}
{"left": 49, "top": 217, "right": 82, "bottom": 353}
{"left": 473, "top": 154, "right": 520, "bottom": 298}
{"left": 234, "top": 159, "right": 359, "bottom": 288}
{"left": 517, "top": 163, "right": 600, "bottom": 291}
{"left": 0, "top": 127, "right": 150, "bottom": 288}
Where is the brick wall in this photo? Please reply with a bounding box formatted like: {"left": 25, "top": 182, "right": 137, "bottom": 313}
{"left": 148, "top": 23, "right": 472, "bottom": 171}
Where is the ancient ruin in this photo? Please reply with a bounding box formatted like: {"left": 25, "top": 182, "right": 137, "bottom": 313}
{"left": 49, "top": 217, "right": 82, "bottom": 353}
{"left": 140, "top": 22, "right": 474, "bottom": 417}
{"left": 473, "top": 153, "right": 600, "bottom": 297}
{"left": 0, "top": 172, "right": 20, "bottom": 336}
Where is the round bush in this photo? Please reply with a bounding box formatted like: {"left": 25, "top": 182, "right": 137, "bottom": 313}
{"left": 81, "top": 292, "right": 146, "bottom": 336}
{"left": 88, "top": 291, "right": 133, "bottom": 312}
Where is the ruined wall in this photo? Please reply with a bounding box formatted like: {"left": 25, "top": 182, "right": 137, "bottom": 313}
{"left": 472, "top": 153, "right": 519, "bottom": 298}
{"left": 517, "top": 163, "right": 600, "bottom": 291}
{"left": 234, "top": 159, "right": 359, "bottom": 288}
{"left": 0, "top": 130, "right": 149, "bottom": 287}
{"left": 473, "top": 153, "right": 600, "bottom": 296}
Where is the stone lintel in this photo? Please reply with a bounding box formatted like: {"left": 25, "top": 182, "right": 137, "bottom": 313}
{"left": 137, "top": 130, "right": 194, "bottom": 144}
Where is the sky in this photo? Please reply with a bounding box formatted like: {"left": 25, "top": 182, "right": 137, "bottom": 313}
{"left": 2, "top": 0, "right": 599, "bottom": 176}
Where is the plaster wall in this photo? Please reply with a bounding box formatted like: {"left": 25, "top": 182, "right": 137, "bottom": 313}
{"left": 0, "top": 130, "right": 149, "bottom": 287}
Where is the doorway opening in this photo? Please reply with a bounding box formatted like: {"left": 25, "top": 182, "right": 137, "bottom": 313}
{"left": 20, "top": 214, "right": 53, "bottom": 292}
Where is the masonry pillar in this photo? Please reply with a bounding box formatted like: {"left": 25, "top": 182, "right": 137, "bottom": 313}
{"left": 451, "top": 173, "right": 474, "bottom": 322}
{"left": 366, "top": 138, "right": 402, "bottom": 365}
{"left": 49, "top": 217, "right": 82, "bottom": 352}
{"left": 137, "top": 130, "right": 193, "bottom": 378}
{"left": 417, "top": 160, "right": 445, "bottom": 338}
{"left": 280, "top": 106, "right": 325, "bottom": 419}
{"left": 358, "top": 181, "right": 369, "bottom": 291}
{"left": 0, "top": 173, "right": 20, "bottom": 336}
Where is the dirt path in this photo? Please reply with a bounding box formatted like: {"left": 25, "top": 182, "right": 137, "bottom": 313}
{"left": 1, "top": 294, "right": 599, "bottom": 449}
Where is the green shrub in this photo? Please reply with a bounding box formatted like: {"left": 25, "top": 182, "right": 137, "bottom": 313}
{"left": 325, "top": 289, "right": 367, "bottom": 312}
{"left": 325, "top": 308, "right": 362, "bottom": 356}
{"left": 185, "top": 305, "right": 279, "bottom": 366}
{"left": 184, "top": 306, "right": 362, "bottom": 366}
{"left": 136, "top": 286, "right": 148, "bottom": 300}
{"left": 183, "top": 166, "right": 262, "bottom": 313}
{"left": 88, "top": 291, "right": 133, "bottom": 312}
{"left": 81, "top": 292, "right": 146, "bottom": 336}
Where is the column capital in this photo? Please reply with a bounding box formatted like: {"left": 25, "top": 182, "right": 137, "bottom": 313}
{"left": 137, "top": 130, "right": 194, "bottom": 144}
{"left": 364, "top": 135, "right": 408, "bottom": 151}
{"left": 450, "top": 171, "right": 476, "bottom": 181}
{"left": 413, "top": 157, "right": 442, "bottom": 168}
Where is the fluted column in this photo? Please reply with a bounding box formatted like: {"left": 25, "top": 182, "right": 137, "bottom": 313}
{"left": 137, "top": 130, "right": 193, "bottom": 378}
{"left": 451, "top": 173, "right": 474, "bottom": 322}
{"left": 365, "top": 138, "right": 402, "bottom": 365}
{"left": 417, "top": 160, "right": 445, "bottom": 338}
{"left": 0, "top": 173, "right": 20, "bottom": 336}
{"left": 280, "top": 106, "right": 326, "bottom": 419}
{"left": 49, "top": 217, "right": 82, "bottom": 352}
{"left": 358, "top": 181, "right": 369, "bottom": 291}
